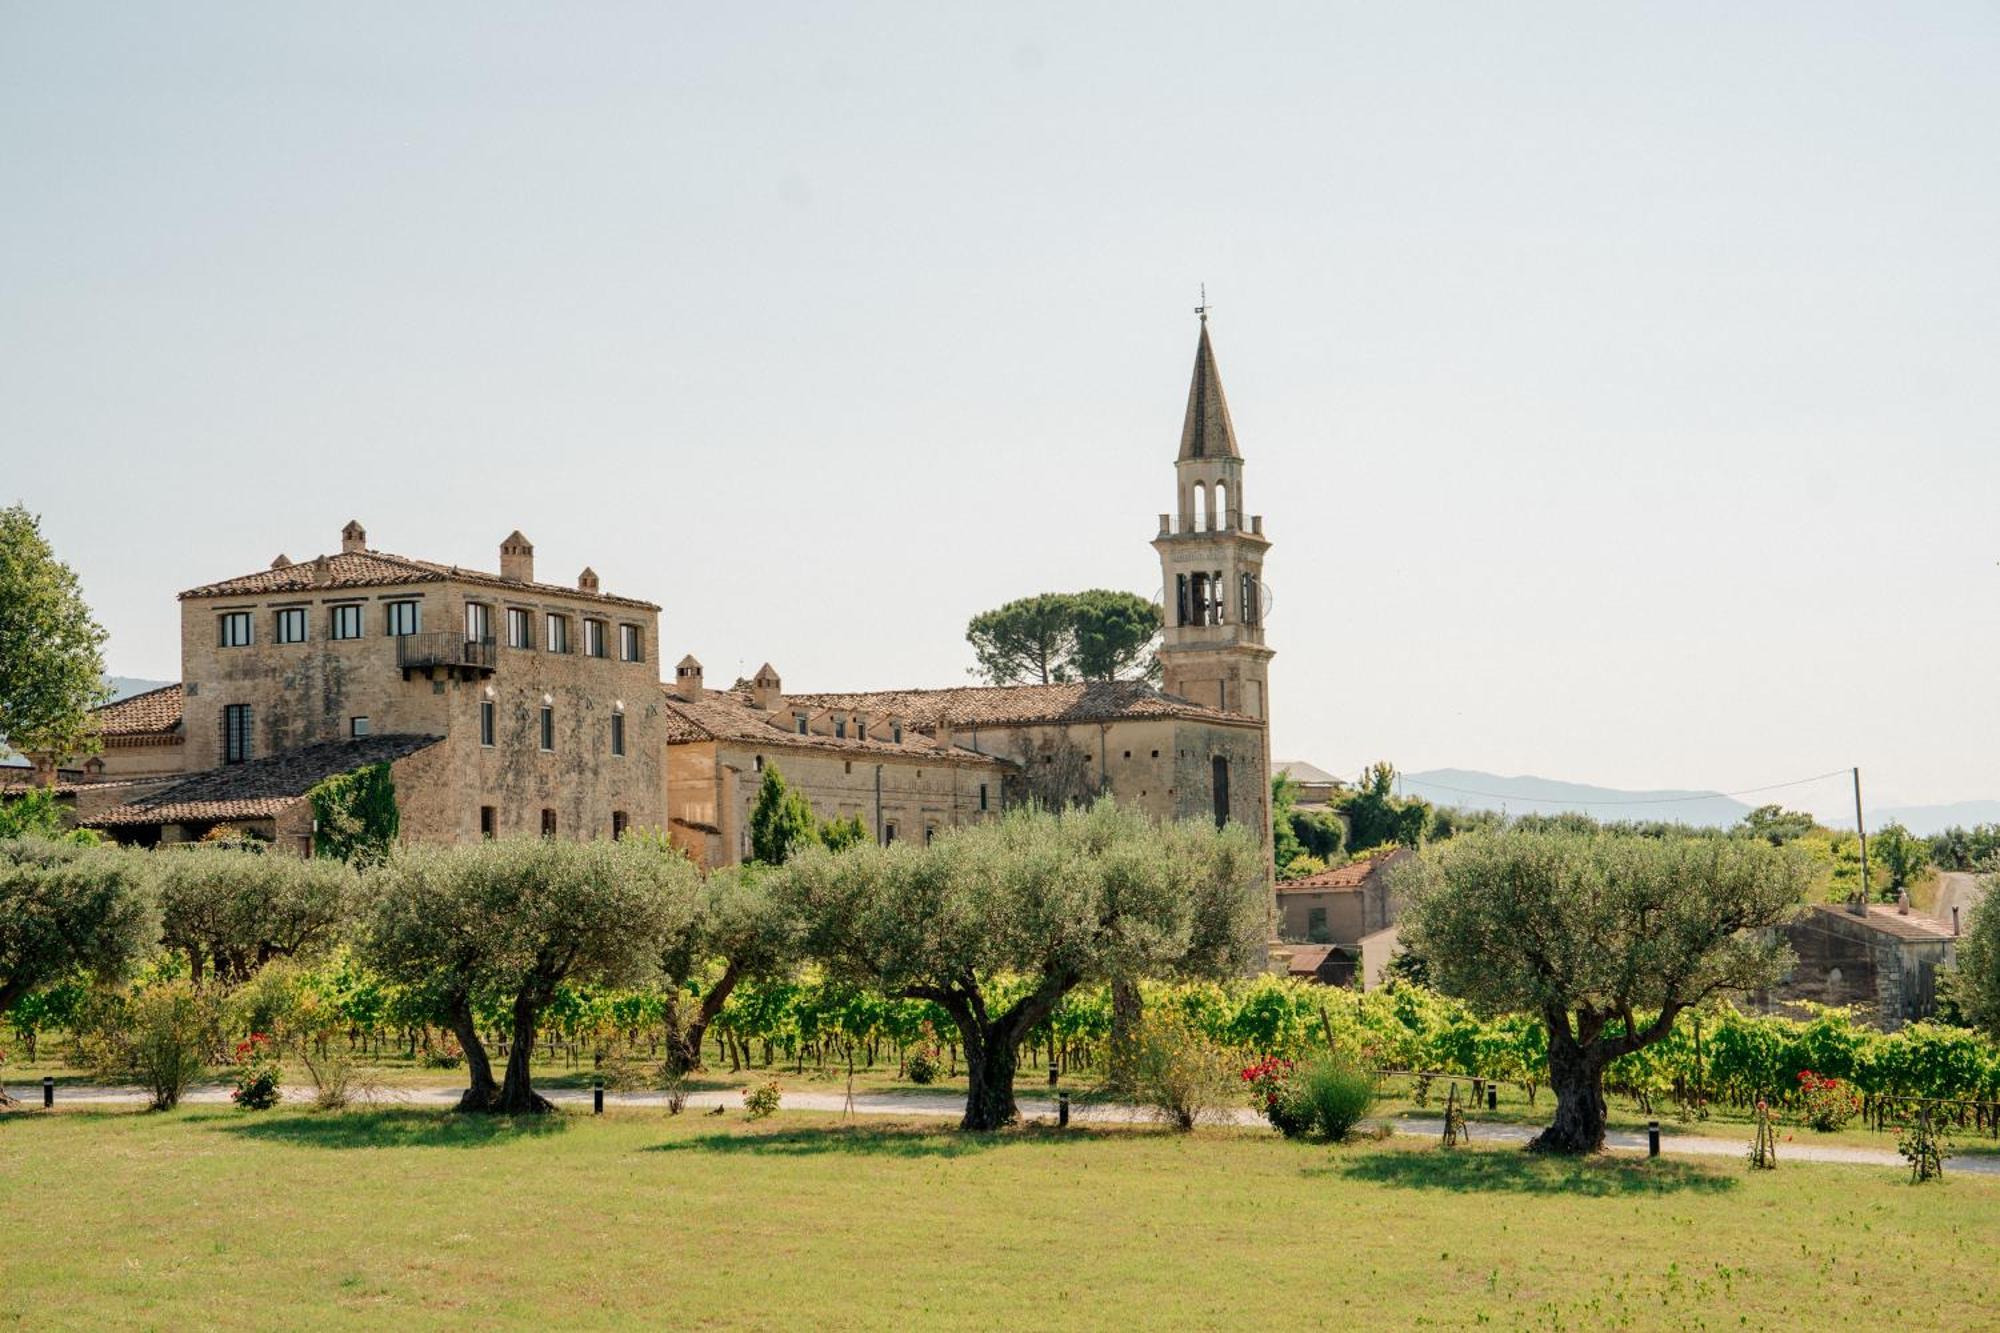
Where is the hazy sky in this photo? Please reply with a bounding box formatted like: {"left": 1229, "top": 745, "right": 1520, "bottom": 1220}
{"left": 3, "top": 4, "right": 1995, "bottom": 817}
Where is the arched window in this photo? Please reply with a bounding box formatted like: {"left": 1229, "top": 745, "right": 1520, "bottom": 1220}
{"left": 1191, "top": 481, "right": 1207, "bottom": 531}
{"left": 1214, "top": 481, "right": 1229, "bottom": 529}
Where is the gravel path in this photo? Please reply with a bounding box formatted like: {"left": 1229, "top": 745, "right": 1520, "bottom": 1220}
{"left": 19, "top": 1081, "right": 1997, "bottom": 1174}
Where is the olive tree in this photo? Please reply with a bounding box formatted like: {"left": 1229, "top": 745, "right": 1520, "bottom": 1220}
{"left": 657, "top": 863, "right": 795, "bottom": 1073}
{"left": 0, "top": 839, "right": 155, "bottom": 1103}
{"left": 1945, "top": 871, "right": 2000, "bottom": 1041}
{"left": 156, "top": 848, "right": 357, "bottom": 986}
{"left": 780, "top": 801, "right": 1266, "bottom": 1130}
{"left": 363, "top": 838, "right": 684, "bottom": 1114}
{"left": 1399, "top": 829, "right": 1807, "bottom": 1154}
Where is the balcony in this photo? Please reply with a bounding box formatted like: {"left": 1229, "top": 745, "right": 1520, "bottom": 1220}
{"left": 397, "top": 633, "right": 497, "bottom": 680}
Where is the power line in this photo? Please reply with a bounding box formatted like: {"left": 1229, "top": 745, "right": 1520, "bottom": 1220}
{"left": 1399, "top": 768, "right": 1854, "bottom": 809}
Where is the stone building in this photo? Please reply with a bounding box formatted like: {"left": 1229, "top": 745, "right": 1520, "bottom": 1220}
{"left": 1763, "top": 901, "right": 1959, "bottom": 1028}
{"left": 660, "top": 660, "right": 1012, "bottom": 867}
{"left": 1274, "top": 848, "right": 1413, "bottom": 946}
{"left": 84, "top": 523, "right": 665, "bottom": 846}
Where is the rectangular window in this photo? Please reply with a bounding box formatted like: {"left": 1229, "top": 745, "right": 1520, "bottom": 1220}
{"left": 465, "top": 602, "right": 493, "bottom": 644}
{"left": 223, "top": 704, "right": 253, "bottom": 764}
{"left": 480, "top": 700, "right": 495, "bottom": 747}
{"left": 979, "top": 783, "right": 988, "bottom": 811}
{"left": 618, "top": 624, "right": 642, "bottom": 662}
{"left": 218, "top": 611, "right": 253, "bottom": 647}
{"left": 506, "top": 608, "right": 533, "bottom": 649}
{"left": 856, "top": 722, "right": 867, "bottom": 741}
{"left": 794, "top": 713, "right": 809, "bottom": 736}
{"left": 349, "top": 716, "right": 371, "bottom": 738}
{"left": 385, "top": 600, "right": 420, "bottom": 637}
{"left": 883, "top": 822, "right": 897, "bottom": 845}
{"left": 539, "top": 706, "right": 554, "bottom": 752}
{"left": 611, "top": 810, "right": 628, "bottom": 841}
{"left": 274, "top": 608, "right": 307, "bottom": 644}
{"left": 1239, "top": 572, "right": 1258, "bottom": 626}
{"left": 480, "top": 805, "right": 497, "bottom": 839}
{"left": 610, "top": 712, "right": 625, "bottom": 757}
{"left": 545, "top": 613, "right": 571, "bottom": 655}
{"left": 1175, "top": 574, "right": 1190, "bottom": 627}
{"left": 540, "top": 808, "right": 556, "bottom": 838}
{"left": 1211, "top": 755, "right": 1231, "bottom": 830}
{"left": 584, "top": 619, "right": 607, "bottom": 659}
{"left": 329, "top": 604, "right": 362, "bottom": 640}
{"left": 833, "top": 718, "right": 846, "bottom": 739}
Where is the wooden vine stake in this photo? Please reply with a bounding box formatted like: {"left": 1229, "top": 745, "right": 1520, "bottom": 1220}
{"left": 1748, "top": 1099, "right": 1777, "bottom": 1170}
{"left": 1441, "top": 1083, "right": 1467, "bottom": 1148}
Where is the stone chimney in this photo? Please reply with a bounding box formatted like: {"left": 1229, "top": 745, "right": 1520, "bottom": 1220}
{"left": 750, "top": 663, "right": 783, "bottom": 712}
{"left": 341, "top": 520, "right": 367, "bottom": 554}
{"left": 930, "top": 719, "right": 953, "bottom": 750}
{"left": 675, "top": 654, "right": 704, "bottom": 697}
{"left": 500, "top": 531, "right": 535, "bottom": 583}
{"left": 270, "top": 554, "right": 292, "bottom": 570}
{"left": 578, "top": 567, "right": 600, "bottom": 595}
{"left": 310, "top": 554, "right": 332, "bottom": 586}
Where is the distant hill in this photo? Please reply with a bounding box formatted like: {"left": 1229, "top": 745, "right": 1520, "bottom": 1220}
{"left": 1401, "top": 769, "right": 1755, "bottom": 829}
{"left": 106, "top": 676, "right": 174, "bottom": 702}
{"left": 1856, "top": 801, "right": 2000, "bottom": 838}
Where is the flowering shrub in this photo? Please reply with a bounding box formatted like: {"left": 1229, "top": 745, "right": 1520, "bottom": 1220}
{"left": 1245, "top": 1053, "right": 1375, "bottom": 1141}
{"left": 1794, "top": 1069, "right": 1858, "bottom": 1133}
{"left": 905, "top": 1023, "right": 944, "bottom": 1085}
{"left": 1243, "top": 1055, "right": 1310, "bottom": 1138}
{"left": 1134, "top": 1011, "right": 1241, "bottom": 1131}
{"left": 743, "top": 1078, "right": 782, "bottom": 1119}
{"left": 229, "top": 1033, "right": 282, "bottom": 1111}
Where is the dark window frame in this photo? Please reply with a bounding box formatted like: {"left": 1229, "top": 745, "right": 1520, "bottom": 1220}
{"left": 218, "top": 611, "right": 254, "bottom": 648}
{"left": 273, "top": 607, "right": 307, "bottom": 645}
{"left": 223, "top": 703, "right": 253, "bottom": 764}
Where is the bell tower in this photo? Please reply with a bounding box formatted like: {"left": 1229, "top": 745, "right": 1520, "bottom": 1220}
{"left": 1151, "top": 310, "right": 1274, "bottom": 720}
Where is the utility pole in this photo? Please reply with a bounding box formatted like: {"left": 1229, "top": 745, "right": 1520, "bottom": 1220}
{"left": 1850, "top": 766, "right": 1871, "bottom": 916}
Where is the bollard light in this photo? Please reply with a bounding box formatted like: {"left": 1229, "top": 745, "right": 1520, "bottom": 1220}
{"left": 1647, "top": 1120, "right": 1660, "bottom": 1158}
{"left": 43, "top": 1076, "right": 55, "bottom": 1110}
{"left": 1487, "top": 1086, "right": 1498, "bottom": 1112}
{"left": 592, "top": 1078, "right": 604, "bottom": 1116}
{"left": 1058, "top": 1092, "right": 1070, "bottom": 1129}
{"left": 1047, "top": 1064, "right": 1059, "bottom": 1087}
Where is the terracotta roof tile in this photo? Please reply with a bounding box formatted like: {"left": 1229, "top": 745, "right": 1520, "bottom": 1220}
{"left": 89, "top": 684, "right": 184, "bottom": 738}
{"left": 83, "top": 734, "right": 441, "bottom": 827}
{"left": 178, "top": 549, "right": 658, "bottom": 611}
{"left": 783, "top": 680, "right": 1256, "bottom": 729}
{"left": 1276, "top": 848, "right": 1412, "bottom": 892}
{"left": 660, "top": 689, "right": 1010, "bottom": 769}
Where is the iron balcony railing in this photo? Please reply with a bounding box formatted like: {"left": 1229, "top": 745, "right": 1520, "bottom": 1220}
{"left": 396, "top": 633, "right": 497, "bottom": 672}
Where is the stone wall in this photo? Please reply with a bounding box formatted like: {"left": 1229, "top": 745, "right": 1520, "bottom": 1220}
{"left": 180, "top": 577, "right": 664, "bottom": 843}
{"left": 666, "top": 738, "right": 1005, "bottom": 869}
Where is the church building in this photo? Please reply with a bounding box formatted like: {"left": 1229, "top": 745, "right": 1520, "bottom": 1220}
{"left": 663, "top": 314, "right": 1276, "bottom": 870}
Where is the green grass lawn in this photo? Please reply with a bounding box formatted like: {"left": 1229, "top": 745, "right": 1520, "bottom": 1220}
{"left": 4, "top": 1105, "right": 1998, "bottom": 1330}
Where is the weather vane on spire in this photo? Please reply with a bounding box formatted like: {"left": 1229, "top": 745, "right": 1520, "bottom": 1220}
{"left": 1194, "top": 283, "right": 1210, "bottom": 324}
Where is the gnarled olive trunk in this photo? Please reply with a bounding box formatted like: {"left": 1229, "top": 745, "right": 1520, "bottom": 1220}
{"left": 446, "top": 992, "right": 499, "bottom": 1113}
{"left": 960, "top": 1027, "right": 1022, "bottom": 1131}
{"left": 1533, "top": 1035, "right": 1609, "bottom": 1154}
{"left": 910, "top": 970, "right": 1077, "bottom": 1132}
{"left": 666, "top": 962, "right": 742, "bottom": 1075}
{"left": 494, "top": 989, "right": 556, "bottom": 1115}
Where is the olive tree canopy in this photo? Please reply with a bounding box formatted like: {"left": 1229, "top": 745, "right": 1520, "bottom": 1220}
{"left": 1399, "top": 828, "right": 1807, "bottom": 1153}
{"left": 780, "top": 801, "right": 1265, "bottom": 1130}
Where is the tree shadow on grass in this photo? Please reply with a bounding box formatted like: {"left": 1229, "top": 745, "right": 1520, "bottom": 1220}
{"left": 646, "top": 1121, "right": 1092, "bottom": 1160}
{"left": 1321, "top": 1147, "right": 1739, "bottom": 1197}
{"left": 207, "top": 1107, "right": 571, "bottom": 1150}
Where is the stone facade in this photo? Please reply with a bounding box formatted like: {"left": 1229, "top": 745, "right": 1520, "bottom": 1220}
{"left": 1763, "top": 902, "right": 1959, "bottom": 1028}
{"left": 1274, "top": 850, "right": 1412, "bottom": 946}
{"left": 661, "top": 661, "right": 1009, "bottom": 868}
{"left": 91, "top": 524, "right": 665, "bottom": 846}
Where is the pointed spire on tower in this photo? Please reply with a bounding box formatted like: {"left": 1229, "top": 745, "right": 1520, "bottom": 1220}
{"left": 1178, "top": 316, "right": 1240, "bottom": 462}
